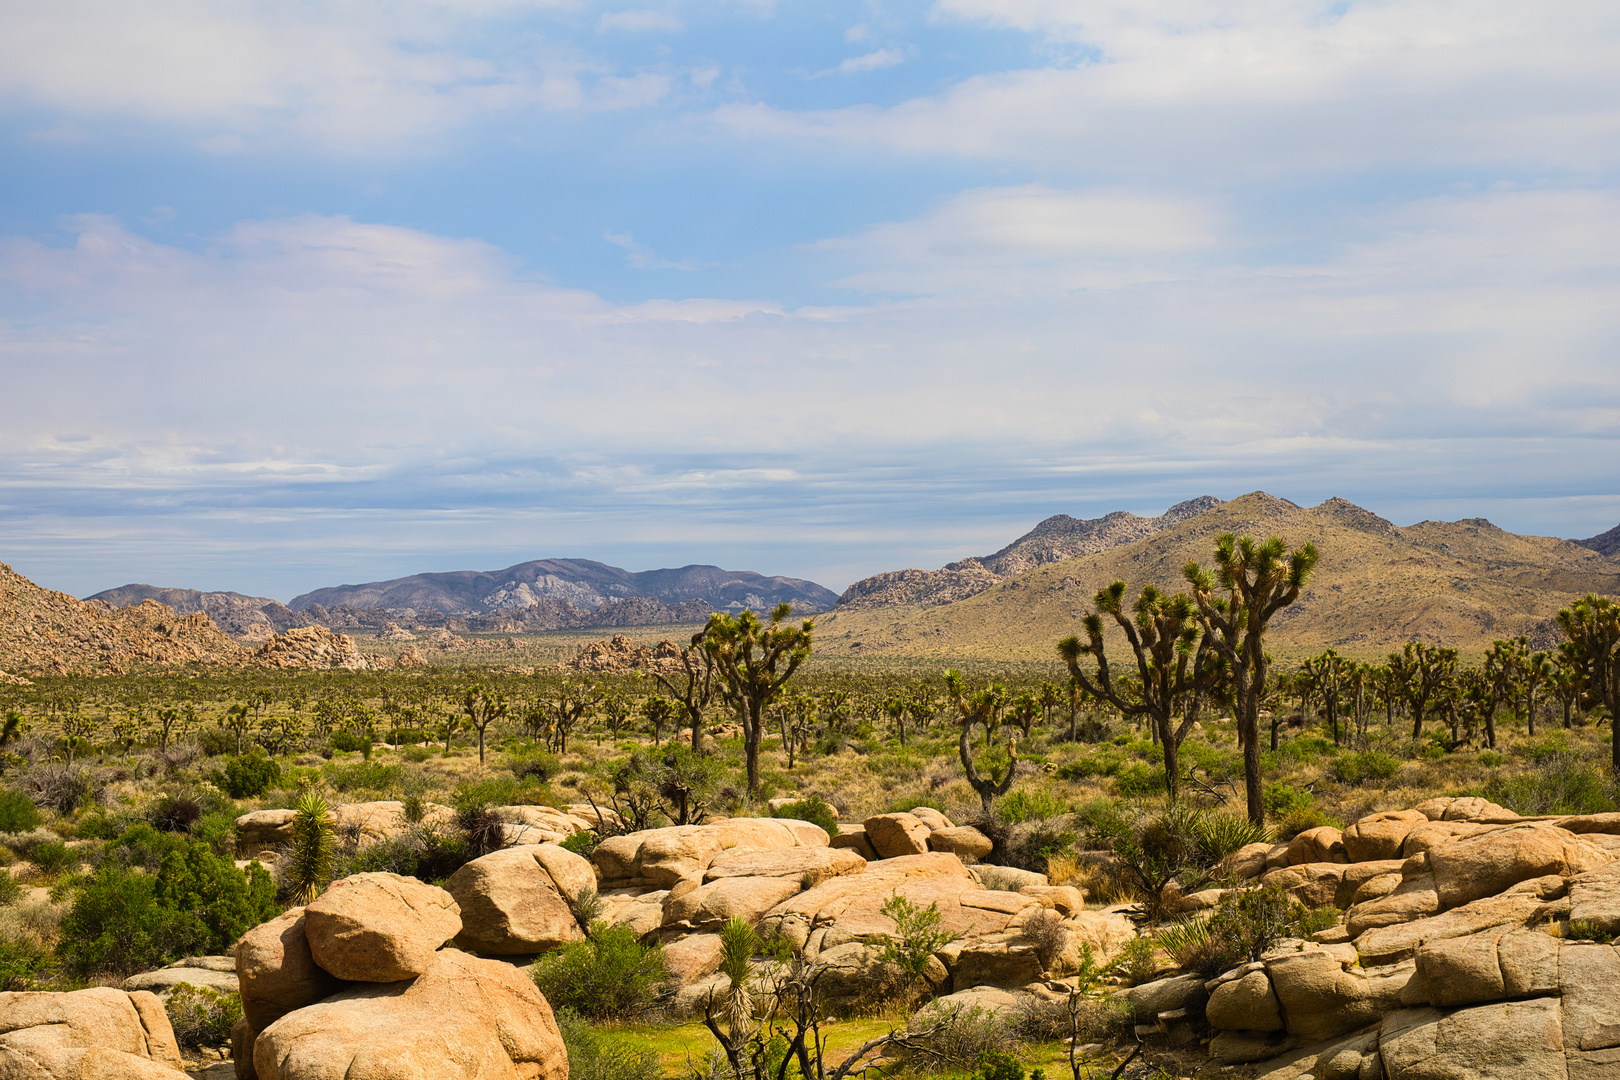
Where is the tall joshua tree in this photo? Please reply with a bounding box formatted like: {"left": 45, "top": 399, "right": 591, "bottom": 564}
{"left": 1058, "top": 582, "right": 1218, "bottom": 801}
{"left": 653, "top": 632, "right": 715, "bottom": 752}
{"left": 1557, "top": 594, "right": 1620, "bottom": 773}
{"left": 701, "top": 604, "right": 814, "bottom": 797}
{"left": 943, "top": 670, "right": 1018, "bottom": 816}
{"left": 1184, "top": 534, "right": 1319, "bottom": 826}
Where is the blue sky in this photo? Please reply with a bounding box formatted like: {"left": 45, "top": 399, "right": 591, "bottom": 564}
{"left": 1, "top": 0, "right": 1618, "bottom": 601}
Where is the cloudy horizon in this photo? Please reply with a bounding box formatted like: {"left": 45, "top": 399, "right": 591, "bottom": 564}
{"left": 2, "top": 0, "right": 1617, "bottom": 601}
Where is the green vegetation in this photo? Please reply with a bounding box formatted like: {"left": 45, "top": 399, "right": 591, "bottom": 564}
{"left": 531, "top": 923, "right": 669, "bottom": 1020}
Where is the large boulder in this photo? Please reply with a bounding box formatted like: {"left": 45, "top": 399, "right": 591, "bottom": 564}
{"left": 1412, "top": 927, "right": 1561, "bottom": 1008}
{"left": 235, "top": 810, "right": 298, "bottom": 853}
{"left": 236, "top": 908, "right": 346, "bottom": 1031}
{"left": 446, "top": 845, "right": 590, "bottom": 955}
{"left": 1567, "top": 861, "right": 1620, "bottom": 937}
{"left": 0, "top": 987, "right": 187, "bottom": 1079}
{"left": 1427, "top": 826, "right": 1612, "bottom": 909}
{"left": 252, "top": 949, "right": 566, "bottom": 1080}
{"left": 863, "top": 814, "right": 932, "bottom": 859}
{"left": 703, "top": 847, "right": 866, "bottom": 885}
{"left": 1353, "top": 886, "right": 1555, "bottom": 967}
{"left": 1378, "top": 1000, "right": 1566, "bottom": 1080}
{"left": 123, "top": 957, "right": 240, "bottom": 998}
{"left": 593, "top": 819, "right": 828, "bottom": 887}
{"left": 1343, "top": 811, "right": 1429, "bottom": 863}
{"left": 662, "top": 876, "right": 803, "bottom": 931}
{"left": 303, "top": 873, "right": 461, "bottom": 982}
{"left": 1206, "top": 968, "right": 1284, "bottom": 1032}
{"left": 1264, "top": 944, "right": 1412, "bottom": 1041}
{"left": 927, "top": 827, "right": 994, "bottom": 861}
{"left": 1287, "top": 827, "right": 1348, "bottom": 866}
{"left": 597, "top": 888, "right": 668, "bottom": 939}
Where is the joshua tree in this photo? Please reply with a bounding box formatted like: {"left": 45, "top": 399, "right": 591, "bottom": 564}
{"left": 1482, "top": 638, "right": 1529, "bottom": 748}
{"left": 1300, "top": 649, "right": 1350, "bottom": 745}
{"left": 701, "top": 604, "right": 815, "bottom": 797}
{"left": 1523, "top": 650, "right": 1554, "bottom": 736}
{"left": 639, "top": 694, "right": 677, "bottom": 746}
{"left": 1557, "top": 594, "right": 1620, "bottom": 772}
{"left": 1389, "top": 641, "right": 1459, "bottom": 742}
{"left": 462, "top": 684, "right": 509, "bottom": 764}
{"left": 653, "top": 633, "right": 716, "bottom": 752}
{"left": 543, "top": 681, "right": 599, "bottom": 755}
{"left": 1184, "top": 534, "right": 1319, "bottom": 826}
{"left": 943, "top": 670, "right": 1018, "bottom": 815}
{"left": 1059, "top": 582, "right": 1218, "bottom": 801}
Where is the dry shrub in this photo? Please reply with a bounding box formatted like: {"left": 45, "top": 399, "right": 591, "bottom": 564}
{"left": 1018, "top": 908, "right": 1068, "bottom": 974}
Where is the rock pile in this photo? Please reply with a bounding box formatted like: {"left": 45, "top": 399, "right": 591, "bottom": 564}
{"left": 252, "top": 627, "right": 371, "bottom": 671}
{"left": 0, "top": 985, "right": 189, "bottom": 1078}
{"left": 234, "top": 872, "right": 567, "bottom": 1080}
{"left": 564, "top": 635, "right": 684, "bottom": 674}
{"left": 1136, "top": 795, "right": 1620, "bottom": 1078}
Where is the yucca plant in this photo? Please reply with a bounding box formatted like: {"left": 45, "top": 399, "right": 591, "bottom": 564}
{"left": 718, "top": 916, "right": 757, "bottom": 1042}
{"left": 285, "top": 789, "right": 335, "bottom": 906}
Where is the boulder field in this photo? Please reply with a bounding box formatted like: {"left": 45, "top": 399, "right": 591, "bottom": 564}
{"left": 25, "top": 793, "right": 1620, "bottom": 1079}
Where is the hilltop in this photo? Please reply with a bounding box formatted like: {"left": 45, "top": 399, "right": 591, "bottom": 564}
{"left": 84, "top": 584, "right": 304, "bottom": 641}
{"left": 835, "top": 496, "right": 1223, "bottom": 608}
{"left": 1, "top": 562, "right": 247, "bottom": 677}
{"left": 812, "top": 493, "right": 1620, "bottom": 662}
{"left": 1577, "top": 522, "right": 1620, "bottom": 557}
{"left": 288, "top": 558, "right": 836, "bottom": 623}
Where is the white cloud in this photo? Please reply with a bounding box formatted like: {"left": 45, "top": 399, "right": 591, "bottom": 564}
{"left": 596, "top": 9, "right": 684, "bottom": 33}
{"left": 0, "top": 0, "right": 668, "bottom": 149}
{"left": 837, "top": 48, "right": 907, "bottom": 74}
{"left": 1, "top": 191, "right": 1617, "bottom": 595}
{"left": 725, "top": 0, "right": 1620, "bottom": 173}
{"left": 603, "top": 231, "right": 701, "bottom": 270}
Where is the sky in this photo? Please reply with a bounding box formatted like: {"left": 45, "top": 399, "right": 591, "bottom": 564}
{"left": 1, "top": 0, "right": 1618, "bottom": 602}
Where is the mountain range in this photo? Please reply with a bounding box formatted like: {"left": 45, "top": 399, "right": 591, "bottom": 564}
{"left": 813, "top": 492, "right": 1620, "bottom": 661}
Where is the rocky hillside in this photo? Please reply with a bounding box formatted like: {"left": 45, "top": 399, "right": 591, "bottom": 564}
{"left": 814, "top": 493, "right": 1620, "bottom": 660}
{"left": 84, "top": 584, "right": 306, "bottom": 641}
{"left": 0, "top": 562, "right": 247, "bottom": 677}
{"left": 289, "top": 558, "right": 837, "bottom": 620}
{"left": 835, "top": 496, "right": 1224, "bottom": 609}
{"left": 1577, "top": 521, "right": 1620, "bottom": 557}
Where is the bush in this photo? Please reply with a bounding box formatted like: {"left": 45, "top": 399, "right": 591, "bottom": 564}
{"left": 343, "top": 823, "right": 474, "bottom": 885}
{"left": 0, "top": 935, "right": 51, "bottom": 991}
{"left": 1112, "top": 762, "right": 1166, "bottom": 797}
{"left": 996, "top": 818, "right": 1077, "bottom": 873}
{"left": 1052, "top": 751, "right": 1122, "bottom": 781}
{"left": 164, "top": 983, "right": 243, "bottom": 1049}
{"left": 554, "top": 1008, "right": 661, "bottom": 1080}
{"left": 0, "top": 828, "right": 62, "bottom": 861}
{"left": 1112, "top": 935, "right": 1157, "bottom": 986}
{"left": 509, "top": 750, "right": 561, "bottom": 783}
{"left": 149, "top": 796, "right": 204, "bottom": 834}
{"left": 531, "top": 923, "right": 669, "bottom": 1020}
{"left": 218, "top": 753, "right": 282, "bottom": 799}
{"left": 561, "top": 831, "right": 599, "bottom": 858}
{"left": 901, "top": 1005, "right": 1022, "bottom": 1073}
{"left": 1263, "top": 783, "right": 1314, "bottom": 818}
{"left": 970, "top": 1050, "right": 1026, "bottom": 1080}
{"left": 1487, "top": 752, "right": 1620, "bottom": 816}
{"left": 876, "top": 894, "right": 961, "bottom": 994}
{"left": 324, "top": 760, "right": 403, "bottom": 795}
{"left": 1332, "top": 751, "right": 1401, "bottom": 785}
{"left": 22, "top": 764, "right": 100, "bottom": 814}
{"left": 59, "top": 832, "right": 278, "bottom": 977}
{"left": 0, "top": 869, "right": 19, "bottom": 906}
{"left": 329, "top": 731, "right": 372, "bottom": 755}
{"left": 771, "top": 796, "right": 838, "bottom": 837}
{"left": 403, "top": 745, "right": 434, "bottom": 763}
{"left": 198, "top": 727, "right": 235, "bottom": 757}
{"left": 0, "top": 788, "right": 41, "bottom": 833}
{"left": 29, "top": 841, "right": 75, "bottom": 876}
{"left": 996, "top": 790, "right": 1069, "bottom": 824}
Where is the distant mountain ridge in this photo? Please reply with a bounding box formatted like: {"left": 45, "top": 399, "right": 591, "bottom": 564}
{"left": 814, "top": 493, "right": 1620, "bottom": 660}
{"left": 1577, "top": 523, "right": 1620, "bottom": 558}
{"left": 835, "top": 495, "right": 1225, "bottom": 609}
{"left": 288, "top": 558, "right": 836, "bottom": 618}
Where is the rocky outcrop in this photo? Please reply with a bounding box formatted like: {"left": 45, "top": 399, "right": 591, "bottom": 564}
{"left": 592, "top": 819, "right": 829, "bottom": 888}
{"left": 446, "top": 845, "right": 593, "bottom": 954}
{"left": 565, "top": 635, "right": 684, "bottom": 674}
{"left": 1198, "top": 799, "right": 1620, "bottom": 1079}
{"left": 0, "top": 986, "right": 188, "bottom": 1078}
{"left": 252, "top": 949, "right": 565, "bottom": 1080}
{"left": 252, "top": 627, "right": 371, "bottom": 671}
{"left": 302, "top": 873, "right": 462, "bottom": 982}
{"left": 123, "top": 956, "right": 239, "bottom": 998}
{"left": 234, "top": 874, "right": 566, "bottom": 1080}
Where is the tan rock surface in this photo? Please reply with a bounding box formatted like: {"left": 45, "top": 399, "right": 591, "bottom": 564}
{"left": 593, "top": 819, "right": 828, "bottom": 887}
{"left": 863, "top": 814, "right": 932, "bottom": 859}
{"left": 662, "top": 876, "right": 802, "bottom": 930}
{"left": 0, "top": 987, "right": 187, "bottom": 1079}
{"left": 1378, "top": 1000, "right": 1566, "bottom": 1080}
{"left": 1265, "top": 945, "right": 1412, "bottom": 1041}
{"left": 703, "top": 847, "right": 866, "bottom": 884}
{"left": 1206, "top": 969, "right": 1284, "bottom": 1032}
{"left": 236, "top": 909, "right": 346, "bottom": 1031}
{"left": 303, "top": 873, "right": 461, "bottom": 982}
{"left": 1429, "top": 825, "right": 1612, "bottom": 909}
{"left": 1287, "top": 827, "right": 1348, "bottom": 866}
{"left": 446, "top": 846, "right": 589, "bottom": 955}
{"left": 1343, "top": 811, "right": 1429, "bottom": 863}
{"left": 927, "top": 826, "right": 994, "bottom": 861}
{"left": 253, "top": 949, "right": 566, "bottom": 1080}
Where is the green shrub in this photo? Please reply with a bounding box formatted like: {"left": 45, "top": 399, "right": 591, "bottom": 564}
{"left": 402, "top": 745, "right": 434, "bottom": 764}
{"left": 29, "top": 840, "right": 74, "bottom": 876}
{"left": 164, "top": 983, "right": 243, "bottom": 1049}
{"left": 560, "top": 831, "right": 598, "bottom": 858}
{"left": 0, "top": 936, "right": 51, "bottom": 990}
{"left": 1112, "top": 935, "right": 1157, "bottom": 986}
{"left": 59, "top": 833, "right": 278, "bottom": 977}
{"left": 554, "top": 1009, "right": 661, "bottom": 1080}
{"left": 531, "top": 923, "right": 669, "bottom": 1020}
{"left": 1263, "top": 784, "right": 1314, "bottom": 818}
{"left": 996, "top": 790, "right": 1069, "bottom": 824}
{"left": 149, "top": 796, "right": 203, "bottom": 834}
{"left": 876, "top": 893, "right": 961, "bottom": 993}
{"left": 0, "top": 869, "right": 20, "bottom": 906}
{"left": 1052, "top": 752, "right": 1122, "bottom": 781}
{"left": 329, "top": 731, "right": 372, "bottom": 755}
{"left": 999, "top": 819, "right": 1077, "bottom": 873}
{"left": 1332, "top": 751, "right": 1401, "bottom": 785}
{"left": 970, "top": 1049, "right": 1026, "bottom": 1080}
{"left": 1478, "top": 750, "right": 1505, "bottom": 768}
{"left": 198, "top": 727, "right": 235, "bottom": 757}
{"left": 218, "top": 753, "right": 282, "bottom": 799}
{"left": 771, "top": 796, "right": 839, "bottom": 837}
{"left": 324, "top": 760, "right": 403, "bottom": 795}
{"left": 0, "top": 788, "right": 41, "bottom": 833}
{"left": 509, "top": 750, "right": 561, "bottom": 783}
{"left": 1113, "top": 762, "right": 1166, "bottom": 797}
{"left": 1487, "top": 752, "right": 1620, "bottom": 816}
